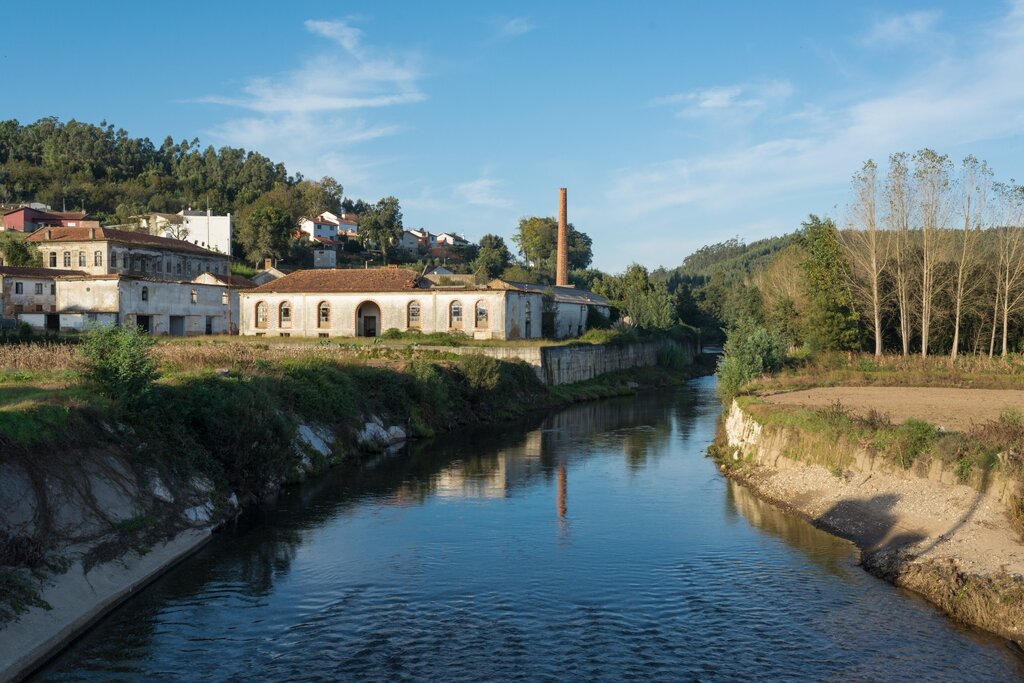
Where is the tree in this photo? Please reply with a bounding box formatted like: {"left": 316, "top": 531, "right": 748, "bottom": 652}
{"left": 358, "top": 196, "right": 403, "bottom": 265}
{"left": 594, "top": 264, "right": 677, "bottom": 330}
{"left": 841, "top": 160, "right": 890, "bottom": 356}
{"left": 913, "top": 148, "right": 954, "bottom": 357}
{"left": 79, "top": 324, "right": 157, "bottom": 409}
{"left": 886, "top": 152, "right": 915, "bottom": 355}
{"left": 798, "top": 215, "right": 859, "bottom": 352}
{"left": 298, "top": 176, "right": 343, "bottom": 218}
{"left": 512, "top": 216, "right": 593, "bottom": 275}
{"left": 950, "top": 156, "right": 991, "bottom": 360}
{"left": 237, "top": 205, "right": 292, "bottom": 264}
{"left": 473, "top": 234, "right": 512, "bottom": 278}
{"left": 0, "top": 232, "right": 42, "bottom": 266}
{"left": 994, "top": 182, "right": 1024, "bottom": 357}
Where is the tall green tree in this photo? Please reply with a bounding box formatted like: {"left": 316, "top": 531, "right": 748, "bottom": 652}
{"left": 358, "top": 196, "right": 403, "bottom": 264}
{"left": 0, "top": 232, "right": 43, "bottom": 266}
{"left": 473, "top": 233, "right": 513, "bottom": 278}
{"left": 798, "top": 215, "right": 859, "bottom": 351}
{"left": 512, "top": 217, "right": 593, "bottom": 276}
{"left": 595, "top": 264, "right": 677, "bottom": 330}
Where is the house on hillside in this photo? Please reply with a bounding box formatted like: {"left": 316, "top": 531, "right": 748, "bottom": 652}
{"left": 2, "top": 207, "right": 93, "bottom": 233}
{"left": 239, "top": 268, "right": 543, "bottom": 340}
{"left": 297, "top": 211, "right": 359, "bottom": 241}
{"left": 133, "top": 209, "right": 232, "bottom": 255}
{"left": 436, "top": 232, "right": 469, "bottom": 246}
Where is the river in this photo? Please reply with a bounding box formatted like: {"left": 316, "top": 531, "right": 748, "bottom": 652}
{"left": 34, "top": 376, "right": 1024, "bottom": 681}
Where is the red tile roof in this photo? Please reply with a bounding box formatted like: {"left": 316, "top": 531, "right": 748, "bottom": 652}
{"left": 248, "top": 268, "right": 420, "bottom": 294}
{"left": 0, "top": 266, "right": 85, "bottom": 278}
{"left": 25, "top": 226, "right": 224, "bottom": 257}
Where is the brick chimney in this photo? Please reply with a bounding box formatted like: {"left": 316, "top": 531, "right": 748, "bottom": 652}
{"left": 556, "top": 187, "right": 569, "bottom": 286}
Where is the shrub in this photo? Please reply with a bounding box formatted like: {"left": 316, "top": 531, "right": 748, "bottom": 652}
{"left": 716, "top": 317, "right": 788, "bottom": 400}
{"left": 458, "top": 354, "right": 502, "bottom": 391}
{"left": 79, "top": 325, "right": 158, "bottom": 408}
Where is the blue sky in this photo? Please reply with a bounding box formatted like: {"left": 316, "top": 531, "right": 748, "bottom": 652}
{"left": 5, "top": 1, "right": 1024, "bottom": 271}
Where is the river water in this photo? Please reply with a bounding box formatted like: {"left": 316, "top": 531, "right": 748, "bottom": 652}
{"left": 35, "top": 376, "right": 1024, "bottom": 681}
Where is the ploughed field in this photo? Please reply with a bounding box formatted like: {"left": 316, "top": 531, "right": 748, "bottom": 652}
{"left": 762, "top": 387, "right": 1024, "bottom": 431}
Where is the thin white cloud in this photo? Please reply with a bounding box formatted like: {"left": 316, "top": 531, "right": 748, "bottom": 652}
{"left": 652, "top": 81, "right": 793, "bottom": 119}
{"left": 612, "top": 2, "right": 1024, "bottom": 244}
{"left": 493, "top": 17, "right": 535, "bottom": 39}
{"left": 863, "top": 10, "right": 942, "bottom": 47}
{"left": 200, "top": 19, "right": 423, "bottom": 180}
{"left": 454, "top": 177, "right": 513, "bottom": 209}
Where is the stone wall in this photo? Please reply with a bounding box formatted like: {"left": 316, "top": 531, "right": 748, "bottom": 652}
{"left": 416, "top": 340, "right": 695, "bottom": 385}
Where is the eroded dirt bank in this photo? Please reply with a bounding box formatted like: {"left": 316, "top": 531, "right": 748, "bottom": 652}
{"left": 721, "top": 400, "right": 1024, "bottom": 645}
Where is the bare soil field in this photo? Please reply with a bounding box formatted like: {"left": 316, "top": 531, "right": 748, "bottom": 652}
{"left": 762, "top": 386, "right": 1024, "bottom": 431}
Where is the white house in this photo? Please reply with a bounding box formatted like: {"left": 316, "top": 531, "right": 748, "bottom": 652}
{"left": 436, "top": 232, "right": 470, "bottom": 246}
{"left": 298, "top": 211, "right": 359, "bottom": 241}
{"left": 55, "top": 274, "right": 248, "bottom": 336}
{"left": 239, "top": 268, "right": 543, "bottom": 340}
{"left": 0, "top": 265, "right": 83, "bottom": 331}
{"left": 135, "top": 210, "right": 232, "bottom": 254}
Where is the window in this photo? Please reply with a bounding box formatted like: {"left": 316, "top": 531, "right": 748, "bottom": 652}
{"left": 319, "top": 332, "right": 329, "bottom": 338}
{"left": 34, "top": 283, "right": 43, "bottom": 295}
{"left": 49, "top": 252, "right": 56, "bottom": 267}
{"left": 407, "top": 301, "right": 421, "bottom": 328}
{"left": 475, "top": 301, "right": 488, "bottom": 328}
{"left": 449, "top": 300, "right": 463, "bottom": 327}
{"left": 50, "top": 284, "right": 55, "bottom": 295}
{"left": 14, "top": 282, "right": 22, "bottom": 294}
{"left": 186, "top": 261, "right": 192, "bottom": 275}
{"left": 318, "top": 301, "right": 330, "bottom": 328}
{"left": 190, "top": 289, "right": 198, "bottom": 304}
{"left": 256, "top": 301, "right": 268, "bottom": 328}
{"left": 279, "top": 301, "right": 291, "bottom": 326}
{"left": 221, "top": 292, "right": 228, "bottom": 305}
{"left": 176, "top": 261, "right": 182, "bottom": 275}
{"left": 524, "top": 301, "right": 531, "bottom": 319}
{"left": 94, "top": 251, "right": 102, "bottom": 267}
{"left": 110, "top": 252, "right": 118, "bottom": 268}
{"left": 141, "top": 286, "right": 149, "bottom": 302}
{"left": 78, "top": 252, "right": 85, "bottom": 267}
{"left": 63, "top": 252, "right": 71, "bottom": 267}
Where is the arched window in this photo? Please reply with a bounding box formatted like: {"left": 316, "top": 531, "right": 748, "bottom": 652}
{"left": 94, "top": 251, "right": 102, "bottom": 267}
{"left": 524, "top": 300, "right": 531, "bottom": 319}
{"left": 407, "top": 301, "right": 421, "bottom": 329}
{"left": 475, "top": 300, "right": 489, "bottom": 328}
{"left": 221, "top": 291, "right": 229, "bottom": 305}
{"left": 449, "top": 300, "right": 463, "bottom": 327}
{"left": 63, "top": 251, "right": 71, "bottom": 267}
{"left": 78, "top": 252, "right": 86, "bottom": 267}
{"left": 318, "top": 301, "right": 330, "bottom": 328}
{"left": 48, "top": 252, "right": 56, "bottom": 268}
{"left": 141, "top": 286, "right": 149, "bottom": 302}
{"left": 190, "top": 289, "right": 198, "bottom": 304}
{"left": 279, "top": 301, "right": 292, "bottom": 326}
{"left": 256, "top": 301, "right": 268, "bottom": 328}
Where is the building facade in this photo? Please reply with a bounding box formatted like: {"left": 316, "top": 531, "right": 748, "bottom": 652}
{"left": 0, "top": 266, "right": 84, "bottom": 330}
{"left": 55, "top": 275, "right": 243, "bottom": 335}
{"left": 239, "top": 269, "right": 543, "bottom": 340}
{"left": 2, "top": 208, "right": 92, "bottom": 232}
{"left": 26, "top": 226, "right": 230, "bottom": 280}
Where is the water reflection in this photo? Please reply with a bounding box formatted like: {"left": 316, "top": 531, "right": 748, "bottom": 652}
{"left": 35, "top": 377, "right": 1024, "bottom": 682}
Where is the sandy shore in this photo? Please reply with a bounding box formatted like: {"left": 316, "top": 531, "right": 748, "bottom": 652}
{"left": 0, "top": 528, "right": 211, "bottom": 683}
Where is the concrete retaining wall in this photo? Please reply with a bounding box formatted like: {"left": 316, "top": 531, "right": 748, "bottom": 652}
{"left": 416, "top": 340, "right": 695, "bottom": 385}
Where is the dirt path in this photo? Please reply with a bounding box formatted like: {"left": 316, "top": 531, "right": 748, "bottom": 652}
{"left": 762, "top": 386, "right": 1024, "bottom": 431}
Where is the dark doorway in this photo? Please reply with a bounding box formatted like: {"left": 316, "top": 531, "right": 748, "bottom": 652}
{"left": 357, "top": 302, "right": 381, "bottom": 337}
{"left": 169, "top": 316, "right": 185, "bottom": 337}
{"left": 45, "top": 314, "right": 59, "bottom": 332}
{"left": 136, "top": 315, "right": 152, "bottom": 334}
